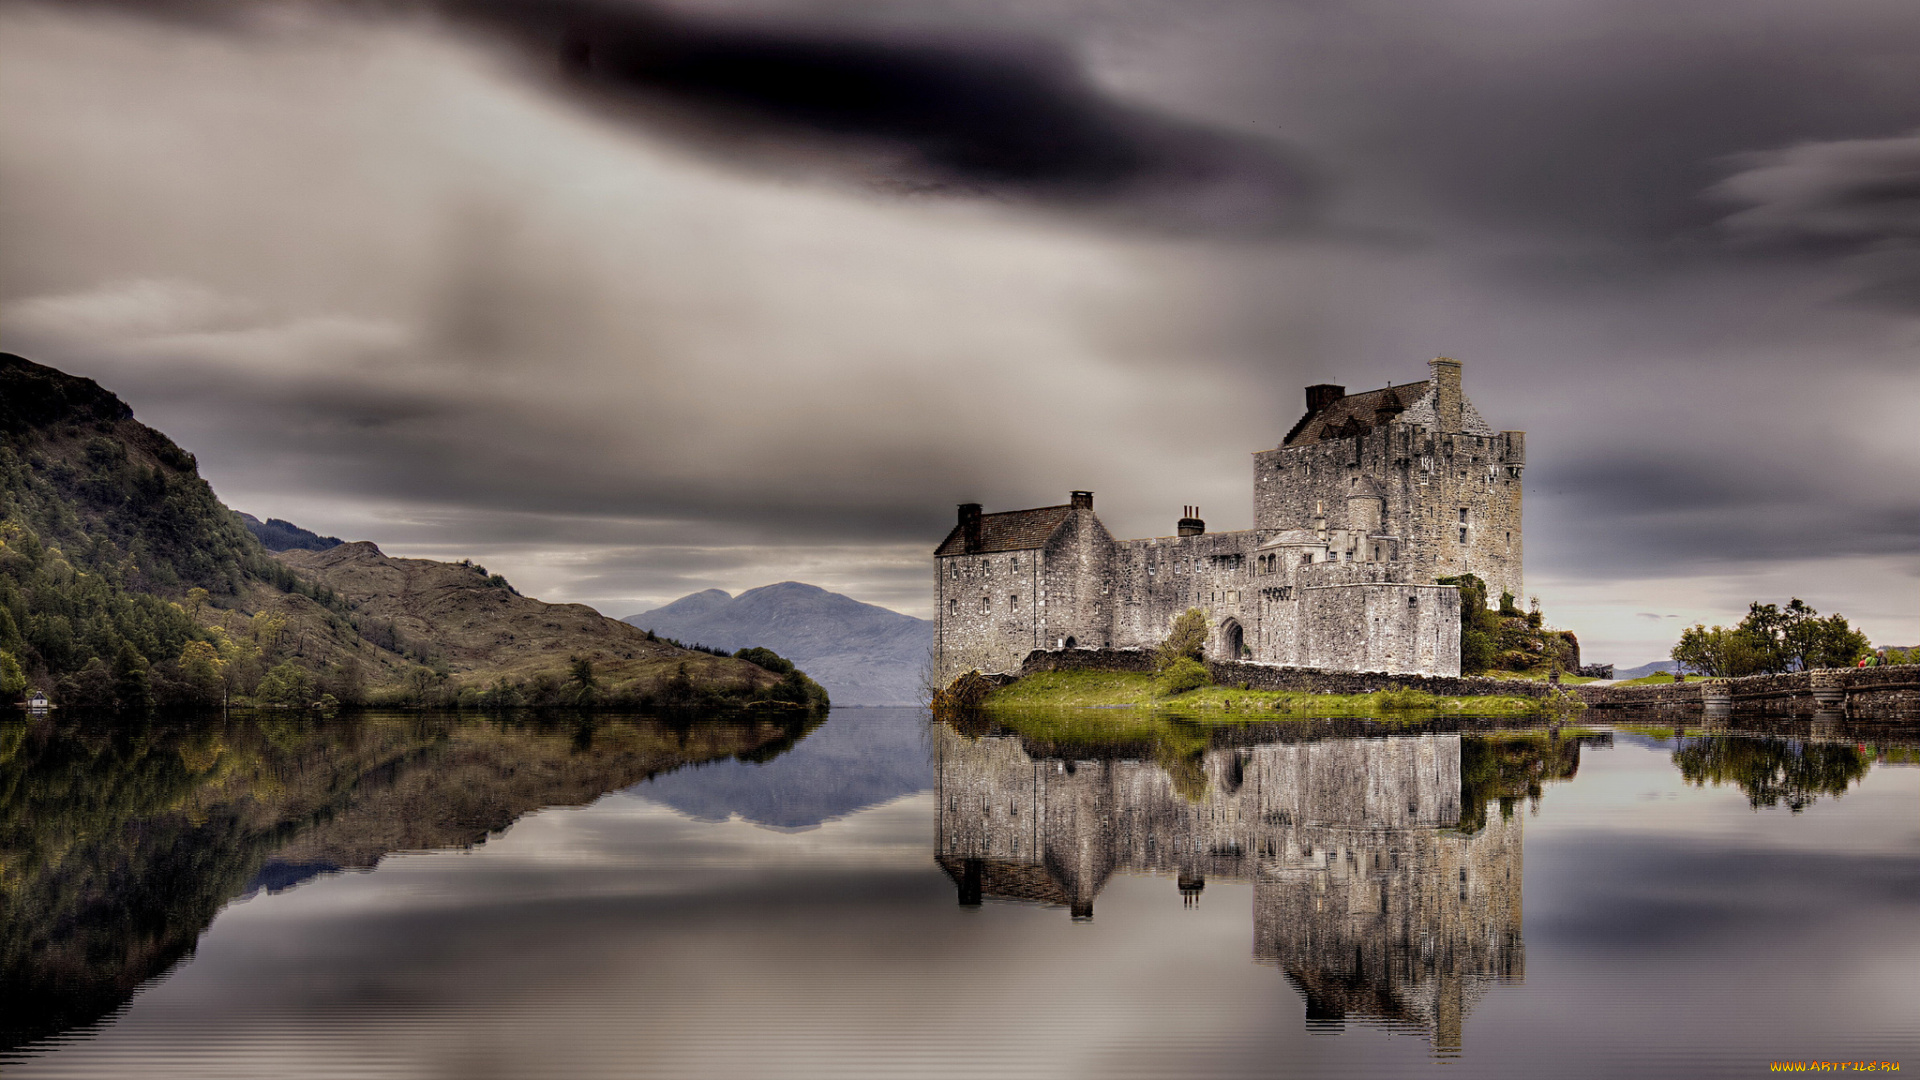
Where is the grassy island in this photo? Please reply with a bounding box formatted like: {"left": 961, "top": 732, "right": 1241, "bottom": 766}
{"left": 982, "top": 669, "right": 1563, "bottom": 718}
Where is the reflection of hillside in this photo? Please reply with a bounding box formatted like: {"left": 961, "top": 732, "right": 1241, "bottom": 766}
{"left": 933, "top": 722, "right": 1593, "bottom": 1052}
{"left": 0, "top": 713, "right": 816, "bottom": 1054}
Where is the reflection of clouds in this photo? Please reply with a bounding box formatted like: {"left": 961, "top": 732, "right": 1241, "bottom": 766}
{"left": 233, "top": 792, "right": 942, "bottom": 919}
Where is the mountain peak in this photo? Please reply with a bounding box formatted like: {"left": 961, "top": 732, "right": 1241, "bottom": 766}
{"left": 625, "top": 582, "right": 931, "bottom": 705}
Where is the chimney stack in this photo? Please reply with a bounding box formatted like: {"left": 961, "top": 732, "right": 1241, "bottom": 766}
{"left": 958, "top": 503, "right": 983, "bottom": 553}
{"left": 1070, "top": 491, "right": 1094, "bottom": 510}
{"left": 1429, "top": 357, "right": 1462, "bottom": 432}
{"left": 1306, "top": 384, "right": 1345, "bottom": 413}
{"left": 1178, "top": 506, "right": 1206, "bottom": 537}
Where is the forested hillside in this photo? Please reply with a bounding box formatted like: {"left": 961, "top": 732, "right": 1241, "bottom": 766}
{"left": 0, "top": 354, "right": 819, "bottom": 710}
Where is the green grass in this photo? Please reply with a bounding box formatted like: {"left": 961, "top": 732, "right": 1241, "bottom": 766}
{"left": 1490, "top": 669, "right": 1600, "bottom": 685}
{"left": 1617, "top": 671, "right": 1694, "bottom": 685}
{"left": 983, "top": 670, "right": 1560, "bottom": 719}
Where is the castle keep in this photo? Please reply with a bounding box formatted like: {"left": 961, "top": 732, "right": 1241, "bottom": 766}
{"left": 933, "top": 358, "right": 1524, "bottom": 679}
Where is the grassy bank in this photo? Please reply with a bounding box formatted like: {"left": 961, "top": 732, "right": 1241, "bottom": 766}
{"left": 1495, "top": 669, "right": 1600, "bottom": 685}
{"left": 984, "top": 670, "right": 1563, "bottom": 718}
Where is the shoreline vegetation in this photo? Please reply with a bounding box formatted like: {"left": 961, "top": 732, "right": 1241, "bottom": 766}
{"left": 978, "top": 669, "right": 1571, "bottom": 719}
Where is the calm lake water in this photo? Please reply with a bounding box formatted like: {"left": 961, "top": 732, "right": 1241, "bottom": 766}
{"left": 3, "top": 708, "right": 1917, "bottom": 1078}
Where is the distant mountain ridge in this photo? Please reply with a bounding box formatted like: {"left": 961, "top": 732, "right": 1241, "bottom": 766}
{"left": 628, "top": 582, "right": 932, "bottom": 706}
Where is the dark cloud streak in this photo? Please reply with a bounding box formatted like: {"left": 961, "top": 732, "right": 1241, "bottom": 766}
{"left": 453, "top": 0, "right": 1322, "bottom": 231}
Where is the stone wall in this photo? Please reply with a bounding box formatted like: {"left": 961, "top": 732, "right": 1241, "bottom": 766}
{"left": 1018, "top": 648, "right": 1552, "bottom": 699}
{"left": 1577, "top": 664, "right": 1920, "bottom": 719}
{"left": 1297, "top": 579, "right": 1461, "bottom": 676}
{"left": 1106, "top": 529, "right": 1261, "bottom": 657}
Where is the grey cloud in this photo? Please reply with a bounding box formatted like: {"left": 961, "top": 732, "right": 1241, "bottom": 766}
{"left": 1714, "top": 129, "right": 1920, "bottom": 249}
{"left": 23, "top": 0, "right": 1325, "bottom": 233}
{"left": 1531, "top": 450, "right": 1920, "bottom": 578}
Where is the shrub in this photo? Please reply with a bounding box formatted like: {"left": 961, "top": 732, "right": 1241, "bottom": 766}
{"left": 1372, "top": 687, "right": 1437, "bottom": 711}
{"left": 1155, "top": 608, "right": 1209, "bottom": 670}
{"left": 735, "top": 646, "right": 794, "bottom": 676}
{"left": 1156, "top": 656, "right": 1210, "bottom": 696}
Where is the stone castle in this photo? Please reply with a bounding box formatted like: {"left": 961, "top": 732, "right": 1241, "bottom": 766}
{"left": 934, "top": 358, "right": 1524, "bottom": 680}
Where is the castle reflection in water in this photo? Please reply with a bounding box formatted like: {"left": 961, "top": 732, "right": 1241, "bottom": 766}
{"left": 934, "top": 722, "right": 1597, "bottom": 1052}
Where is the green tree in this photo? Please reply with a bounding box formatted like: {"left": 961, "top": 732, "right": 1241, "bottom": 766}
{"left": 567, "top": 654, "right": 599, "bottom": 706}
{"left": 1676, "top": 599, "right": 1874, "bottom": 676}
{"left": 1672, "top": 624, "right": 1763, "bottom": 677}
{"left": 111, "top": 641, "right": 151, "bottom": 711}
{"left": 1156, "top": 608, "right": 1210, "bottom": 670}
{"left": 1437, "top": 574, "right": 1501, "bottom": 673}
{"left": 1778, "top": 602, "right": 1869, "bottom": 670}
{"left": 0, "top": 649, "right": 24, "bottom": 701}
{"left": 175, "top": 640, "right": 226, "bottom": 707}
{"left": 256, "top": 661, "right": 315, "bottom": 708}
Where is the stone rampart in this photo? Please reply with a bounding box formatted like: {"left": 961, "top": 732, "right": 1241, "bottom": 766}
{"left": 1019, "top": 647, "right": 1159, "bottom": 675}
{"left": 1577, "top": 664, "right": 1920, "bottom": 719}
{"left": 1018, "top": 648, "right": 1551, "bottom": 699}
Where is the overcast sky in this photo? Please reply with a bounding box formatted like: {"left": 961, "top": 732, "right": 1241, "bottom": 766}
{"left": 3, "top": 0, "right": 1917, "bottom": 664}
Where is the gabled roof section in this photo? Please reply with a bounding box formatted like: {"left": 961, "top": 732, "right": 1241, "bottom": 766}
{"left": 935, "top": 504, "right": 1076, "bottom": 557}
{"left": 1282, "top": 380, "right": 1429, "bottom": 447}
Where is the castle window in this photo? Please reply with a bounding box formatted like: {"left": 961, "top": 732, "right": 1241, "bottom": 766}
{"left": 1459, "top": 527, "right": 1468, "bottom": 543}
{"left": 1009, "top": 594, "right": 1018, "bottom": 609}
{"left": 980, "top": 597, "right": 990, "bottom": 614}
{"left": 1458, "top": 508, "right": 1468, "bottom": 522}
{"left": 1409, "top": 595, "right": 1418, "bottom": 607}
{"left": 949, "top": 599, "right": 958, "bottom": 616}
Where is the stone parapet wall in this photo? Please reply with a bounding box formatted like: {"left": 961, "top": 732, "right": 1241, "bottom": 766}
{"left": 1577, "top": 665, "right": 1920, "bottom": 719}
{"left": 1019, "top": 647, "right": 1160, "bottom": 675}
{"left": 1017, "top": 648, "right": 1550, "bottom": 699}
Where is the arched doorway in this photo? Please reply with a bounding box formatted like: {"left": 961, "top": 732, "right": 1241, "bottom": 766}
{"left": 1063, "top": 636, "right": 1077, "bottom": 650}
{"left": 1220, "top": 620, "right": 1244, "bottom": 660}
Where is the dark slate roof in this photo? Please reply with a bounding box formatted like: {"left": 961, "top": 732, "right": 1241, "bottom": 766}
{"left": 934, "top": 504, "right": 1075, "bottom": 557}
{"left": 1282, "top": 380, "right": 1428, "bottom": 447}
